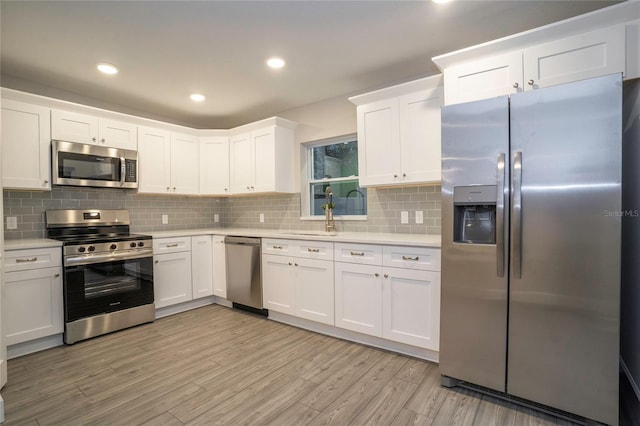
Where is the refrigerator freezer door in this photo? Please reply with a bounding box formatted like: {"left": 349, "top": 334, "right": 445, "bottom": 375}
{"left": 508, "top": 74, "right": 621, "bottom": 425}
{"left": 440, "top": 96, "right": 510, "bottom": 392}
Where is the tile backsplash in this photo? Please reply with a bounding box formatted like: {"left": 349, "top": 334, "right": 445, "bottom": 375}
{"left": 3, "top": 185, "right": 441, "bottom": 240}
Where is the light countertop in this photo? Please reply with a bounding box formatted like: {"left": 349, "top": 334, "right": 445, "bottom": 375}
{"left": 149, "top": 228, "right": 441, "bottom": 248}
{"left": 4, "top": 238, "right": 63, "bottom": 251}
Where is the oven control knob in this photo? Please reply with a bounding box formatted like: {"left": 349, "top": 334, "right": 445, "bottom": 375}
{"left": 138, "top": 242, "right": 145, "bottom": 247}
{"left": 78, "top": 247, "right": 86, "bottom": 253}
{"left": 110, "top": 244, "right": 117, "bottom": 250}
{"left": 88, "top": 246, "right": 96, "bottom": 252}
{"left": 130, "top": 242, "right": 137, "bottom": 248}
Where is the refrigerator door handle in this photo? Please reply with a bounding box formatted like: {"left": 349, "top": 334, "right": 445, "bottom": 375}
{"left": 496, "top": 152, "right": 506, "bottom": 277}
{"left": 512, "top": 151, "right": 523, "bottom": 278}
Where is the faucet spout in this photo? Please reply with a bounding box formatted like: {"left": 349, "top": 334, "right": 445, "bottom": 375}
{"left": 324, "top": 185, "right": 335, "bottom": 233}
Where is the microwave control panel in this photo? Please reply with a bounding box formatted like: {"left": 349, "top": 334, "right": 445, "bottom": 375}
{"left": 125, "top": 159, "right": 137, "bottom": 182}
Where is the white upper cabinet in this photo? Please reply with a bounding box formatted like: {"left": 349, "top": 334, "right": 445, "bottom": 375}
{"left": 138, "top": 126, "right": 171, "bottom": 194}
{"left": 444, "top": 52, "right": 523, "bottom": 105}
{"left": 200, "top": 135, "right": 230, "bottom": 196}
{"left": 350, "top": 75, "right": 443, "bottom": 187}
{"left": 438, "top": 24, "right": 627, "bottom": 105}
{"left": 170, "top": 132, "right": 199, "bottom": 195}
{"left": 51, "top": 109, "right": 137, "bottom": 150}
{"left": 137, "top": 127, "right": 198, "bottom": 195}
{"left": 1, "top": 99, "right": 51, "bottom": 190}
{"left": 229, "top": 118, "right": 296, "bottom": 195}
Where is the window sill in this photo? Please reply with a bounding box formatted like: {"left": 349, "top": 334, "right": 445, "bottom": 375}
{"left": 300, "top": 215, "right": 367, "bottom": 221}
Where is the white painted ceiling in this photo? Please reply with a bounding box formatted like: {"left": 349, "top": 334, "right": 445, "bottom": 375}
{"left": 0, "top": 0, "right": 620, "bottom": 128}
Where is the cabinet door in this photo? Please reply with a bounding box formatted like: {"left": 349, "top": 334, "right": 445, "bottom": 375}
{"left": 138, "top": 126, "right": 171, "bottom": 194}
{"left": 334, "top": 262, "right": 382, "bottom": 337}
{"left": 4, "top": 267, "right": 63, "bottom": 345}
{"left": 296, "top": 258, "right": 334, "bottom": 326}
{"left": 154, "top": 251, "right": 193, "bottom": 308}
{"left": 399, "top": 88, "right": 443, "bottom": 184}
{"left": 356, "top": 98, "right": 401, "bottom": 187}
{"left": 262, "top": 254, "right": 295, "bottom": 315}
{"left": 252, "top": 127, "right": 276, "bottom": 193}
{"left": 212, "top": 236, "right": 227, "bottom": 298}
{"left": 1, "top": 100, "right": 51, "bottom": 190}
{"left": 382, "top": 267, "right": 440, "bottom": 350}
{"left": 229, "top": 133, "right": 252, "bottom": 194}
{"left": 444, "top": 51, "right": 523, "bottom": 105}
{"left": 170, "top": 132, "right": 199, "bottom": 195}
{"left": 51, "top": 110, "right": 99, "bottom": 144}
{"left": 191, "top": 236, "right": 213, "bottom": 299}
{"left": 200, "top": 136, "right": 230, "bottom": 195}
{"left": 99, "top": 118, "right": 137, "bottom": 150}
{"left": 523, "top": 25, "right": 625, "bottom": 90}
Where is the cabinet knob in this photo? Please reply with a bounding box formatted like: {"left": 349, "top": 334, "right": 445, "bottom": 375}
{"left": 513, "top": 82, "right": 519, "bottom": 89}
{"left": 43, "top": 180, "right": 48, "bottom": 184}
{"left": 101, "top": 138, "right": 106, "bottom": 143}
{"left": 384, "top": 273, "right": 389, "bottom": 278}
{"left": 173, "top": 187, "right": 176, "bottom": 191}
{"left": 393, "top": 174, "right": 398, "bottom": 178}
{"left": 374, "top": 272, "right": 379, "bottom": 277}
{"left": 288, "top": 262, "right": 292, "bottom": 266}
{"left": 402, "top": 173, "right": 406, "bottom": 178}
{"left": 528, "top": 79, "right": 535, "bottom": 86}
{"left": 92, "top": 137, "right": 97, "bottom": 142}
{"left": 166, "top": 187, "right": 170, "bottom": 191}
{"left": 54, "top": 273, "right": 60, "bottom": 278}
{"left": 251, "top": 186, "right": 254, "bottom": 190}
{"left": 246, "top": 186, "right": 250, "bottom": 190}
{"left": 224, "top": 188, "right": 228, "bottom": 191}
{"left": 155, "top": 260, "right": 159, "bottom": 264}
{"left": 294, "top": 263, "right": 298, "bottom": 267}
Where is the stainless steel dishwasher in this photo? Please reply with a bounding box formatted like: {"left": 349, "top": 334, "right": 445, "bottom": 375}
{"left": 225, "top": 236, "right": 265, "bottom": 313}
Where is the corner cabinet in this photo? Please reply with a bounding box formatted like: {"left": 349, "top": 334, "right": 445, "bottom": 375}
{"left": 51, "top": 109, "right": 137, "bottom": 150}
{"left": 1, "top": 99, "right": 51, "bottom": 190}
{"left": 138, "top": 126, "right": 199, "bottom": 195}
{"left": 229, "top": 118, "right": 297, "bottom": 195}
{"left": 440, "top": 24, "right": 626, "bottom": 105}
{"left": 200, "top": 135, "right": 230, "bottom": 196}
{"left": 350, "top": 75, "right": 443, "bottom": 187}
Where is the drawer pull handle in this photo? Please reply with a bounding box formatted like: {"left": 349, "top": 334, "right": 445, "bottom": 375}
{"left": 402, "top": 256, "right": 420, "bottom": 261}
{"left": 350, "top": 251, "right": 365, "bottom": 256}
{"left": 16, "top": 257, "right": 38, "bottom": 263}
{"left": 166, "top": 243, "right": 179, "bottom": 248}
{"left": 308, "top": 248, "right": 320, "bottom": 253}
{"left": 273, "top": 245, "right": 283, "bottom": 250}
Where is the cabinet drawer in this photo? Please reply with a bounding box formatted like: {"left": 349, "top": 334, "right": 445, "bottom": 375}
{"left": 334, "top": 243, "right": 382, "bottom": 265}
{"left": 153, "top": 237, "right": 191, "bottom": 254}
{"left": 262, "top": 239, "right": 296, "bottom": 256}
{"left": 296, "top": 240, "right": 334, "bottom": 260}
{"left": 4, "top": 247, "right": 61, "bottom": 272}
{"left": 383, "top": 246, "right": 441, "bottom": 271}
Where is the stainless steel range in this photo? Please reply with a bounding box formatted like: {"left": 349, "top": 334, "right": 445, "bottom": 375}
{"left": 45, "top": 209, "right": 154, "bottom": 344}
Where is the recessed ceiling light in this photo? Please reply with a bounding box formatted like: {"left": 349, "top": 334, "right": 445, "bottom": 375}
{"left": 190, "top": 93, "right": 205, "bottom": 102}
{"left": 432, "top": 0, "right": 450, "bottom": 3}
{"left": 97, "top": 62, "right": 118, "bottom": 75}
{"left": 266, "top": 57, "right": 286, "bottom": 69}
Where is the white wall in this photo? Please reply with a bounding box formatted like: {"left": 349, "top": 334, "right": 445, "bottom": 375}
{"left": 278, "top": 94, "right": 357, "bottom": 193}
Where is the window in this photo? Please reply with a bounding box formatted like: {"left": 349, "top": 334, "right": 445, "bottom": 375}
{"left": 303, "top": 135, "right": 367, "bottom": 218}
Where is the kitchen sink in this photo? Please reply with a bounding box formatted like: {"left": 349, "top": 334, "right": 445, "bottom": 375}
{"left": 277, "top": 231, "right": 338, "bottom": 237}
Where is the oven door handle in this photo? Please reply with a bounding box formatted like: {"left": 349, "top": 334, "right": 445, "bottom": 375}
{"left": 120, "top": 155, "right": 126, "bottom": 187}
{"left": 64, "top": 249, "right": 153, "bottom": 267}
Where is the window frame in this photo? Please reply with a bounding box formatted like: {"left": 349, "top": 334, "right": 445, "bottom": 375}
{"left": 300, "top": 134, "right": 367, "bottom": 221}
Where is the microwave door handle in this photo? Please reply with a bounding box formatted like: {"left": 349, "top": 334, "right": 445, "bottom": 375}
{"left": 120, "top": 155, "right": 126, "bottom": 186}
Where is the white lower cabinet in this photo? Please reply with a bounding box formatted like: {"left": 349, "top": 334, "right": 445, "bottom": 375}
{"left": 153, "top": 237, "right": 193, "bottom": 308}
{"left": 212, "top": 236, "right": 227, "bottom": 298}
{"left": 382, "top": 267, "right": 440, "bottom": 351}
{"left": 191, "top": 236, "right": 214, "bottom": 299}
{"left": 262, "top": 239, "right": 334, "bottom": 325}
{"left": 334, "top": 261, "right": 382, "bottom": 336}
{"left": 3, "top": 247, "right": 63, "bottom": 346}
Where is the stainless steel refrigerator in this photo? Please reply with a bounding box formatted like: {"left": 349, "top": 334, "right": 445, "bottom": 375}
{"left": 440, "top": 73, "right": 622, "bottom": 425}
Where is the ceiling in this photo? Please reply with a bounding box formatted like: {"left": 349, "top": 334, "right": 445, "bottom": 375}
{"left": 0, "top": 0, "right": 621, "bottom": 129}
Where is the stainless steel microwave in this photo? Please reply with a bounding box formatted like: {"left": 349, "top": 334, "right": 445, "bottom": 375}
{"left": 52, "top": 140, "right": 138, "bottom": 189}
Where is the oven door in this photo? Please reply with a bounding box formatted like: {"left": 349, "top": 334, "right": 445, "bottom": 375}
{"left": 64, "top": 255, "right": 153, "bottom": 322}
{"left": 52, "top": 140, "right": 138, "bottom": 189}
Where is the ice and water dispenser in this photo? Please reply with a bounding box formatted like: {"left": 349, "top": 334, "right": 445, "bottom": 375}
{"left": 453, "top": 185, "right": 497, "bottom": 244}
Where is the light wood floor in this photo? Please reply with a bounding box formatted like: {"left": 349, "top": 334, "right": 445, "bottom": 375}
{"left": 2, "top": 305, "right": 589, "bottom": 425}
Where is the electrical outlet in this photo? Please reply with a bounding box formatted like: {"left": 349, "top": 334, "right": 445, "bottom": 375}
{"left": 162, "top": 214, "right": 169, "bottom": 225}
{"left": 415, "top": 211, "right": 424, "bottom": 224}
{"left": 214, "top": 213, "right": 220, "bottom": 223}
{"left": 6, "top": 216, "right": 17, "bottom": 230}
{"left": 259, "top": 213, "right": 265, "bottom": 223}
{"left": 401, "top": 211, "right": 409, "bottom": 224}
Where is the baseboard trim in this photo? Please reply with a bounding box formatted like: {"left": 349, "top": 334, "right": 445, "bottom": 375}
{"left": 7, "top": 334, "right": 63, "bottom": 359}
{"left": 268, "top": 311, "right": 439, "bottom": 363}
{"left": 155, "top": 296, "right": 216, "bottom": 319}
